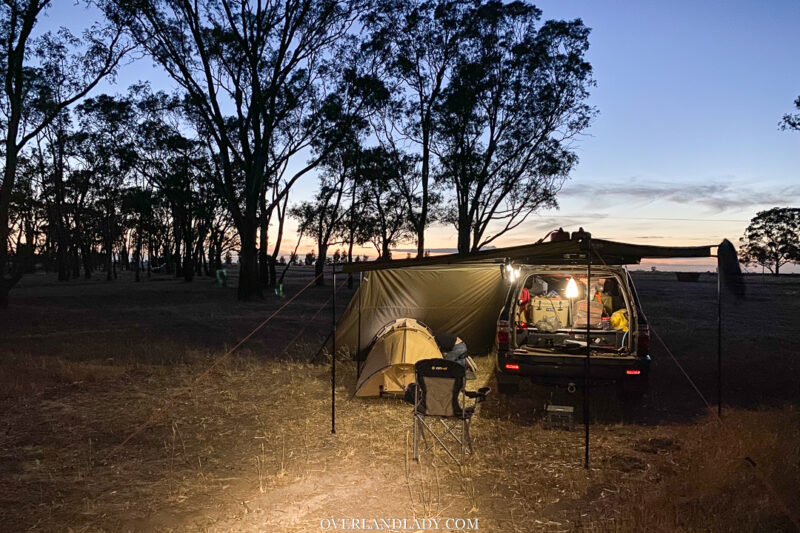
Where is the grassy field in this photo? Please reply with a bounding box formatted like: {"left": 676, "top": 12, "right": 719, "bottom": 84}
{"left": 0, "top": 268, "right": 798, "bottom": 532}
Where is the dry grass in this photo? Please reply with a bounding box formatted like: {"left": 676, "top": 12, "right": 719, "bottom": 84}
{"left": 0, "top": 269, "right": 798, "bottom": 532}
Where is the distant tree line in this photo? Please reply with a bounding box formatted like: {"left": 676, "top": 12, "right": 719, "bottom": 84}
{"left": 1, "top": 0, "right": 596, "bottom": 305}
{"left": 7, "top": 85, "right": 240, "bottom": 285}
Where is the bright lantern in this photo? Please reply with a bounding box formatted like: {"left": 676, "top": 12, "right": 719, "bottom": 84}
{"left": 566, "top": 278, "right": 579, "bottom": 299}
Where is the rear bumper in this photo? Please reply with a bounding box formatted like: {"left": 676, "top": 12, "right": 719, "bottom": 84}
{"left": 496, "top": 349, "right": 651, "bottom": 386}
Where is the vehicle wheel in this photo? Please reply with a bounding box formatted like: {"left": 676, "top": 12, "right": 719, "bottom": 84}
{"left": 497, "top": 380, "right": 520, "bottom": 395}
{"left": 619, "top": 385, "right": 646, "bottom": 405}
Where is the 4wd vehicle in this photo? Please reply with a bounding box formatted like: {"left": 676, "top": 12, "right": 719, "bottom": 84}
{"left": 495, "top": 263, "right": 650, "bottom": 400}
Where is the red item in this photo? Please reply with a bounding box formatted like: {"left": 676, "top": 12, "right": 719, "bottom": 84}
{"left": 519, "top": 287, "right": 530, "bottom": 310}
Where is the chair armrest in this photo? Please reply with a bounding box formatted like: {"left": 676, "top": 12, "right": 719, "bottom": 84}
{"left": 465, "top": 387, "right": 491, "bottom": 402}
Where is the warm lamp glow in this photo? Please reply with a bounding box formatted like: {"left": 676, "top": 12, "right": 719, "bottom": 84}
{"left": 566, "top": 278, "right": 579, "bottom": 299}
{"left": 504, "top": 263, "right": 521, "bottom": 282}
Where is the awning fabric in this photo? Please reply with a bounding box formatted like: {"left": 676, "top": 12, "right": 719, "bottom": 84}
{"left": 342, "top": 238, "right": 713, "bottom": 273}
{"left": 336, "top": 264, "right": 508, "bottom": 356}
{"left": 336, "top": 238, "right": 718, "bottom": 356}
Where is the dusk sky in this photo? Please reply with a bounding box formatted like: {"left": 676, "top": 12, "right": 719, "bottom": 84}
{"left": 38, "top": 1, "right": 800, "bottom": 270}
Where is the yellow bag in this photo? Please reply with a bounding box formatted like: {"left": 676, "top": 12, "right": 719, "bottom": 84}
{"left": 610, "top": 309, "right": 629, "bottom": 332}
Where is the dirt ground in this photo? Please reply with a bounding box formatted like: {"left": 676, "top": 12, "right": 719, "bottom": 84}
{"left": 1, "top": 268, "right": 798, "bottom": 532}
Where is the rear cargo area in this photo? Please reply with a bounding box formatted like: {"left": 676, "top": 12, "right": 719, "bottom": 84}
{"left": 513, "top": 269, "right": 635, "bottom": 358}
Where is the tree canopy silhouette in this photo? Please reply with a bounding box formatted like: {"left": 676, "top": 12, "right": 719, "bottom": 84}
{"left": 101, "top": 0, "right": 379, "bottom": 299}
{"left": 739, "top": 207, "right": 800, "bottom": 275}
{"left": 0, "top": 0, "right": 132, "bottom": 307}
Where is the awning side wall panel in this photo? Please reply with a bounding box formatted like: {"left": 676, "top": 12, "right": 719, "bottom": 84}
{"left": 336, "top": 265, "right": 509, "bottom": 355}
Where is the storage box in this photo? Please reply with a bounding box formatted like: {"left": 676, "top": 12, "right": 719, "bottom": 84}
{"left": 544, "top": 404, "right": 574, "bottom": 431}
{"left": 572, "top": 300, "right": 604, "bottom": 328}
{"left": 531, "top": 297, "right": 569, "bottom": 329}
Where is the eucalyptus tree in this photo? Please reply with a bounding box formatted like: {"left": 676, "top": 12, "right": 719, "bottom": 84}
{"left": 5, "top": 152, "right": 42, "bottom": 273}
{"left": 121, "top": 185, "right": 154, "bottom": 281}
{"left": 29, "top": 111, "right": 75, "bottom": 280}
{"left": 73, "top": 94, "right": 139, "bottom": 280}
{"left": 433, "top": 2, "right": 595, "bottom": 253}
{"left": 363, "top": 0, "right": 472, "bottom": 258}
{"left": 358, "top": 146, "right": 415, "bottom": 260}
{"left": 739, "top": 207, "right": 800, "bottom": 275}
{"left": 781, "top": 95, "right": 800, "bottom": 132}
{"left": 257, "top": 39, "right": 386, "bottom": 289}
{"left": 289, "top": 179, "right": 347, "bottom": 284}
{"left": 102, "top": 0, "right": 370, "bottom": 300}
{"left": 0, "top": 0, "right": 132, "bottom": 305}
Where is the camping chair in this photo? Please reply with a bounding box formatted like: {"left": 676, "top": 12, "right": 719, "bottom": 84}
{"left": 407, "top": 359, "right": 490, "bottom": 465}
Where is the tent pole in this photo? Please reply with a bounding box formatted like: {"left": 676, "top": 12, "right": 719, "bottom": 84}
{"left": 357, "top": 271, "right": 363, "bottom": 380}
{"left": 332, "top": 262, "right": 337, "bottom": 435}
{"left": 584, "top": 246, "right": 591, "bottom": 470}
{"left": 717, "top": 257, "right": 722, "bottom": 418}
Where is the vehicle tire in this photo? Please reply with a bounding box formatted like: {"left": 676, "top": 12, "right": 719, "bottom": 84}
{"left": 619, "top": 383, "right": 647, "bottom": 405}
{"left": 497, "top": 380, "right": 520, "bottom": 395}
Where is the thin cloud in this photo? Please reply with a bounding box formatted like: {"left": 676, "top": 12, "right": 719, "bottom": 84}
{"left": 560, "top": 179, "right": 800, "bottom": 213}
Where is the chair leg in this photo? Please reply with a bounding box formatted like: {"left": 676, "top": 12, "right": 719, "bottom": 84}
{"left": 460, "top": 420, "right": 465, "bottom": 465}
{"left": 413, "top": 416, "right": 419, "bottom": 462}
{"left": 465, "top": 418, "right": 473, "bottom": 455}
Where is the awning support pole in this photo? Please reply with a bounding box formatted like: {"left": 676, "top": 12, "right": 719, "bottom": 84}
{"left": 356, "top": 271, "right": 363, "bottom": 380}
{"left": 717, "top": 257, "right": 722, "bottom": 418}
{"left": 332, "top": 262, "right": 337, "bottom": 435}
{"left": 584, "top": 244, "right": 591, "bottom": 469}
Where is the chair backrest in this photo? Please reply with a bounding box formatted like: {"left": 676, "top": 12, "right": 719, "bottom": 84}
{"left": 414, "top": 359, "right": 465, "bottom": 417}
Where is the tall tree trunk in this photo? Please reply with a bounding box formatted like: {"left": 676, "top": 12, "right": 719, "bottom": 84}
{"left": 381, "top": 227, "right": 391, "bottom": 260}
{"left": 237, "top": 218, "right": 262, "bottom": 300}
{"left": 259, "top": 196, "right": 270, "bottom": 287}
{"left": 134, "top": 219, "right": 142, "bottom": 282}
{"left": 268, "top": 257, "right": 277, "bottom": 290}
{"left": 315, "top": 242, "right": 328, "bottom": 286}
{"left": 183, "top": 223, "right": 194, "bottom": 282}
{"left": 418, "top": 127, "right": 430, "bottom": 258}
{"left": 0, "top": 129, "right": 22, "bottom": 307}
{"left": 346, "top": 243, "right": 355, "bottom": 289}
{"left": 147, "top": 236, "right": 153, "bottom": 278}
{"left": 457, "top": 205, "right": 471, "bottom": 255}
{"left": 105, "top": 209, "right": 113, "bottom": 281}
{"left": 54, "top": 134, "right": 70, "bottom": 281}
{"left": 82, "top": 242, "right": 92, "bottom": 279}
{"left": 172, "top": 206, "right": 182, "bottom": 277}
{"left": 268, "top": 193, "right": 287, "bottom": 289}
{"left": 72, "top": 246, "right": 80, "bottom": 278}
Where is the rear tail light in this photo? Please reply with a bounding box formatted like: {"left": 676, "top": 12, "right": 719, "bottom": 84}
{"left": 505, "top": 363, "right": 520, "bottom": 370}
{"left": 637, "top": 325, "right": 650, "bottom": 357}
{"left": 497, "top": 320, "right": 510, "bottom": 346}
{"left": 626, "top": 369, "right": 641, "bottom": 375}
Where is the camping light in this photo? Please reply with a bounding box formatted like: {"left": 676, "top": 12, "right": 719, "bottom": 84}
{"left": 566, "top": 277, "right": 579, "bottom": 329}
{"left": 504, "top": 263, "right": 520, "bottom": 282}
{"left": 566, "top": 277, "right": 579, "bottom": 299}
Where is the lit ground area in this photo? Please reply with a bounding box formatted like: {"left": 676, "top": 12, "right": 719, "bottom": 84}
{"left": 1, "top": 268, "right": 798, "bottom": 532}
